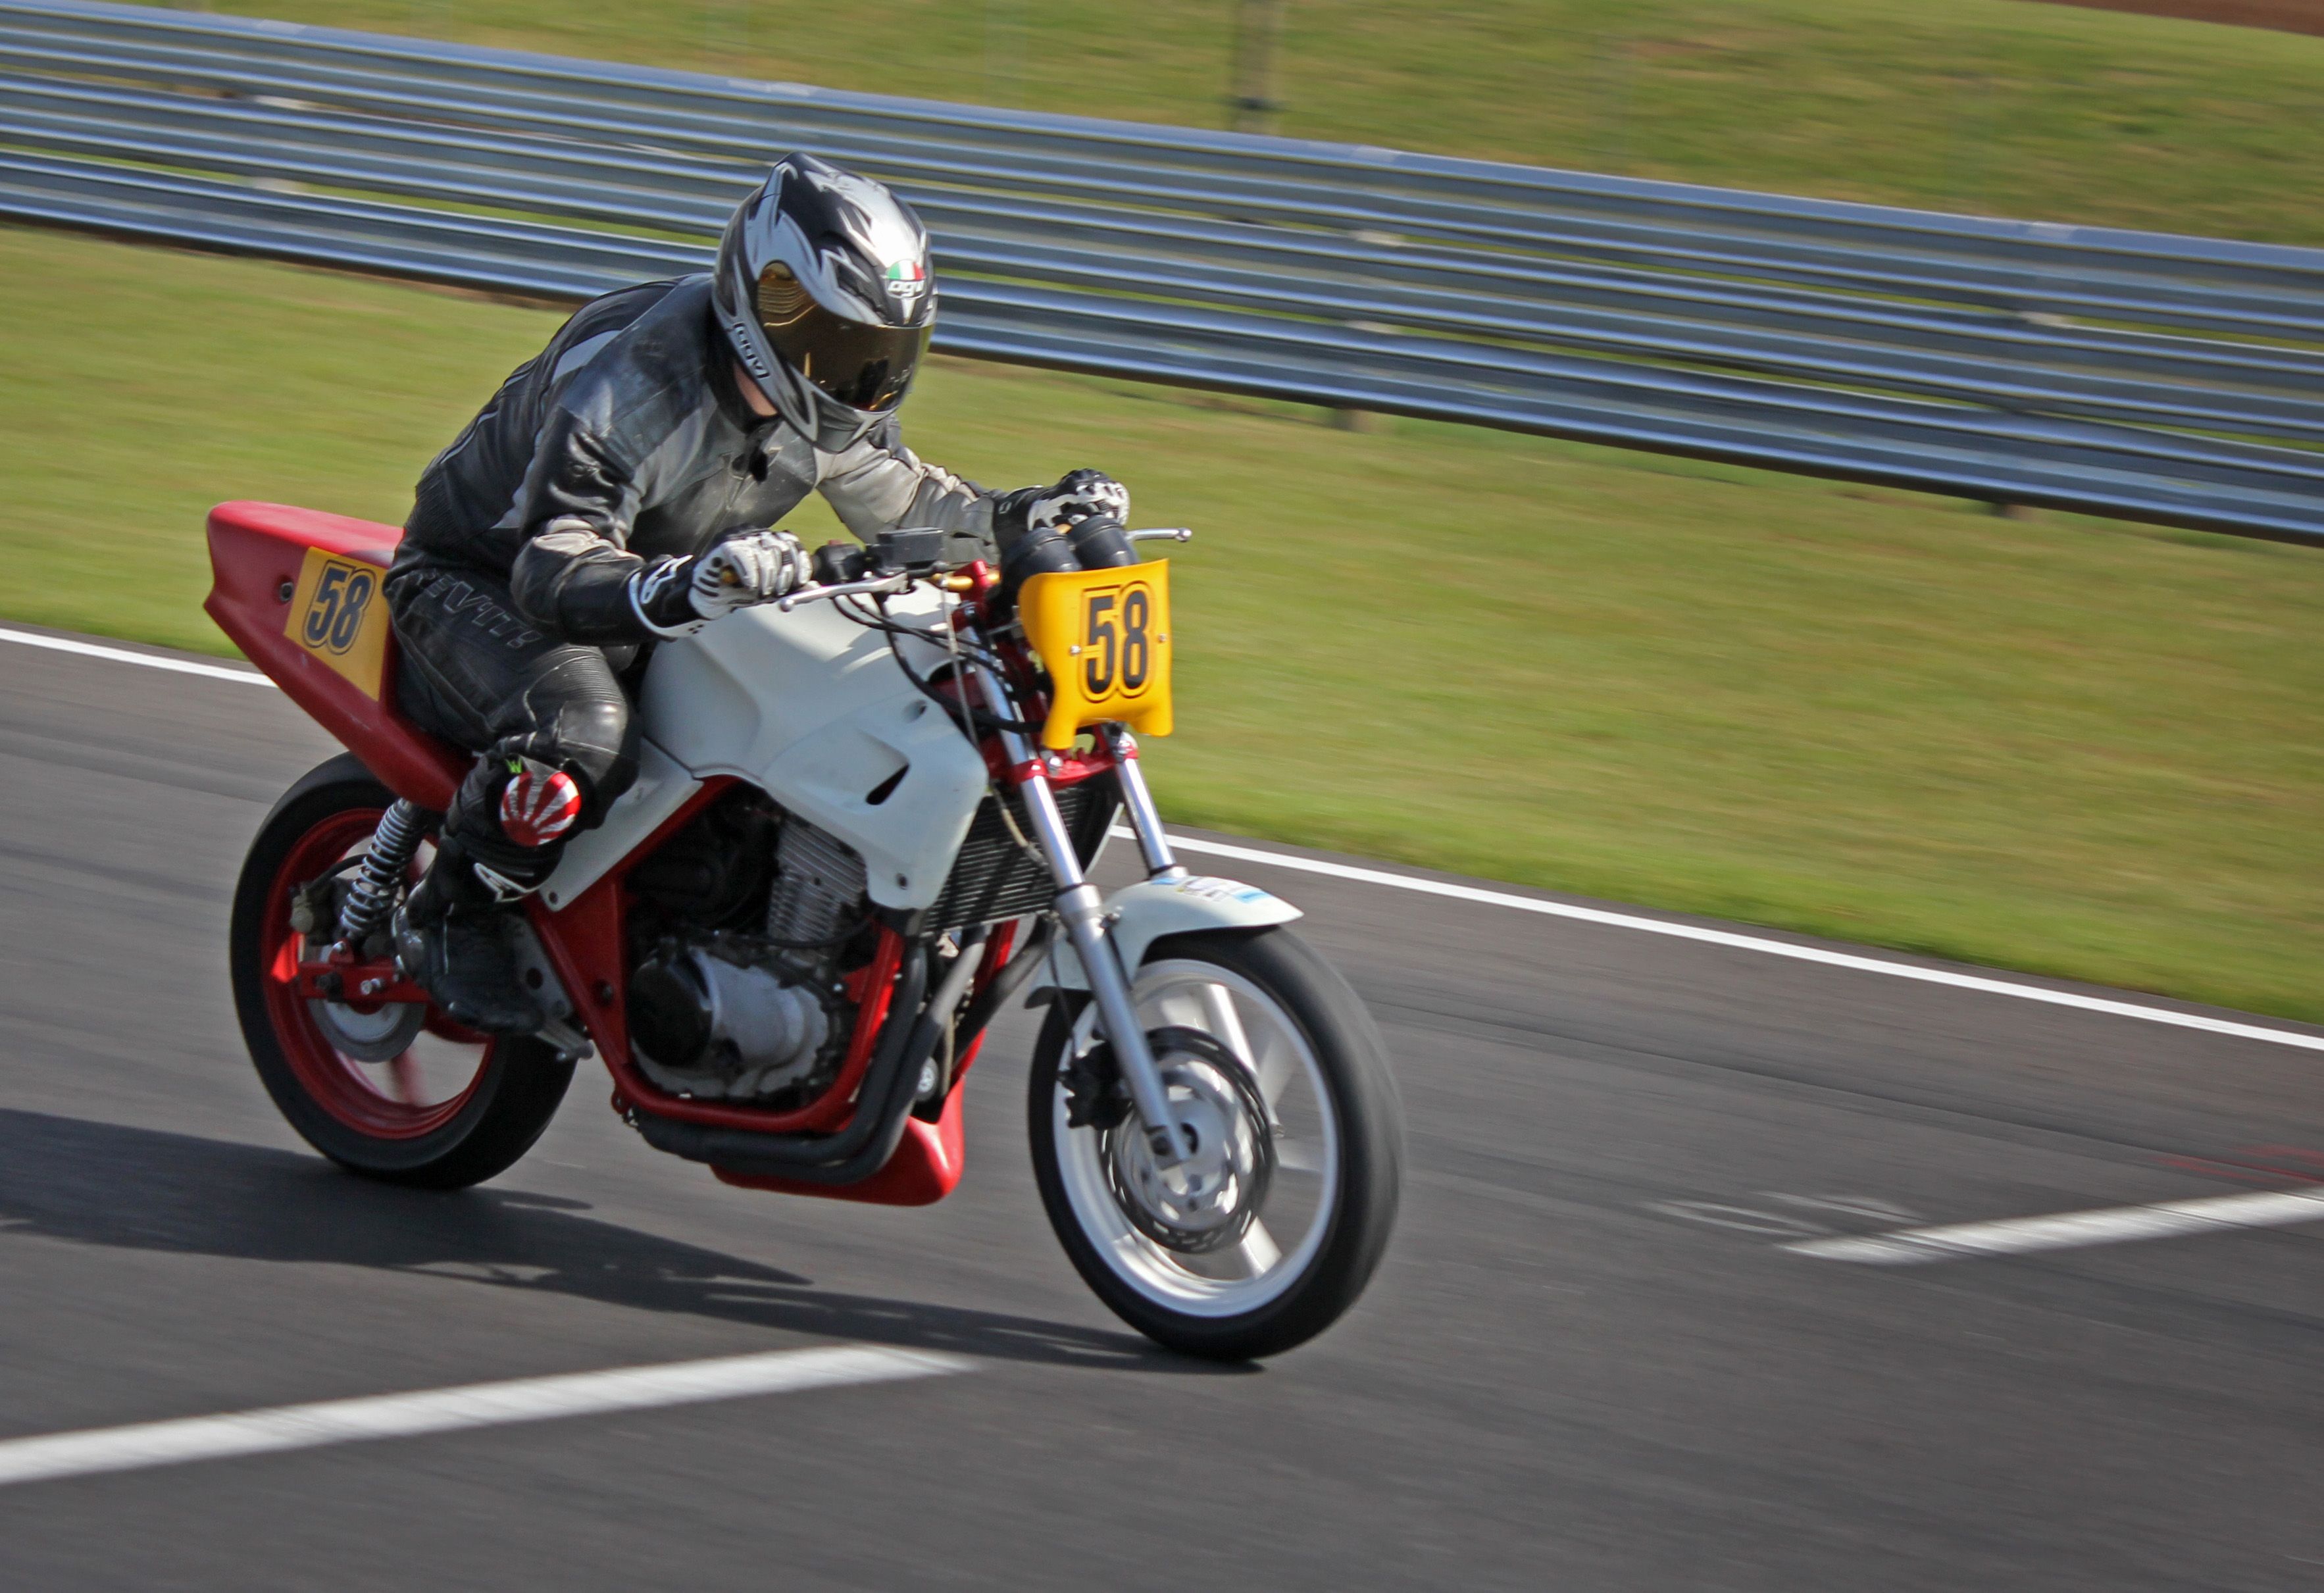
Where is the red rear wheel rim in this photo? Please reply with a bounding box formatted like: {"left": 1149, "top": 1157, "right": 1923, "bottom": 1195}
{"left": 261, "top": 805, "right": 492, "bottom": 1140}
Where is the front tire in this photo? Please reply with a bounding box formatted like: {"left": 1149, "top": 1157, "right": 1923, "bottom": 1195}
{"left": 1028, "top": 926, "right": 1403, "bottom": 1359}
{"left": 230, "top": 755, "right": 573, "bottom": 1190}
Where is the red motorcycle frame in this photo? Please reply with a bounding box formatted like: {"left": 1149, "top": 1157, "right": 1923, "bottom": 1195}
{"left": 210, "top": 498, "right": 1099, "bottom": 1207}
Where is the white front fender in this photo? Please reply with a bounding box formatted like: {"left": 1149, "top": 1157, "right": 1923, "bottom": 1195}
{"left": 1044, "top": 874, "right": 1302, "bottom": 990}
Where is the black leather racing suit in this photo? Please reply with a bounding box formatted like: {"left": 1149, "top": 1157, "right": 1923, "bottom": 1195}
{"left": 386, "top": 273, "right": 999, "bottom": 883}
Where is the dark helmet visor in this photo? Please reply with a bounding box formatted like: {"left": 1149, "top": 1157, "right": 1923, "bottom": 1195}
{"left": 756, "top": 263, "right": 930, "bottom": 413}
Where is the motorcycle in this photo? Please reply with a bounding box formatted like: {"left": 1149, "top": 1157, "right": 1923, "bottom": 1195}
{"left": 209, "top": 501, "right": 1402, "bottom": 1359}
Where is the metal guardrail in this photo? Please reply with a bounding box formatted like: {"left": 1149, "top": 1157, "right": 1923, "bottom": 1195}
{"left": 5, "top": 0, "right": 2324, "bottom": 544}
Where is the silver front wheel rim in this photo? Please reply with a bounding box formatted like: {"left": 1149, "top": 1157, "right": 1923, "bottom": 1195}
{"left": 1051, "top": 957, "right": 1341, "bottom": 1318}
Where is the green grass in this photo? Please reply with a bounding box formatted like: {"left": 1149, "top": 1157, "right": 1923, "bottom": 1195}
{"left": 5, "top": 221, "right": 2319, "bottom": 1019}
{"left": 199, "top": 0, "right": 2324, "bottom": 245}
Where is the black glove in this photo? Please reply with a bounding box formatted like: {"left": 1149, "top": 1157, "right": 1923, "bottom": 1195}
{"left": 992, "top": 469, "right": 1131, "bottom": 545}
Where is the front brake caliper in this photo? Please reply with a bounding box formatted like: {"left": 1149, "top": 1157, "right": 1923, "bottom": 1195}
{"left": 1062, "top": 1040, "right": 1134, "bottom": 1131}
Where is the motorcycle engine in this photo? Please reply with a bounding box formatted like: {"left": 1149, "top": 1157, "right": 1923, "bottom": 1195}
{"left": 626, "top": 806, "right": 871, "bottom": 1104}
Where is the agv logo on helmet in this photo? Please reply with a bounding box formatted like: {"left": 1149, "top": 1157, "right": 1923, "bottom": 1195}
{"left": 884, "top": 259, "right": 928, "bottom": 303}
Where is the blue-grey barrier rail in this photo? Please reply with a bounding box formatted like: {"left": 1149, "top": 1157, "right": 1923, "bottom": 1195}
{"left": 5, "top": 0, "right": 2324, "bottom": 545}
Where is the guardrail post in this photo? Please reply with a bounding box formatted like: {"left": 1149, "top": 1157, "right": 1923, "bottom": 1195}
{"left": 1230, "top": 0, "right": 1287, "bottom": 134}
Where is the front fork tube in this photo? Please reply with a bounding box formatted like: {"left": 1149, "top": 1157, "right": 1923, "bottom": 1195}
{"left": 1103, "top": 724, "right": 1184, "bottom": 882}
{"left": 977, "top": 671, "right": 1186, "bottom": 1167}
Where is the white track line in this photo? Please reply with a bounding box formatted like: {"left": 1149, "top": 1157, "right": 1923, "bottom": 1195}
{"left": 0, "top": 1345, "right": 965, "bottom": 1489}
{"left": 16, "top": 622, "right": 2318, "bottom": 1056}
{"left": 1786, "top": 1187, "right": 2324, "bottom": 1266}
{"left": 1154, "top": 832, "right": 2324, "bottom": 1055}
{"left": 0, "top": 626, "right": 275, "bottom": 686}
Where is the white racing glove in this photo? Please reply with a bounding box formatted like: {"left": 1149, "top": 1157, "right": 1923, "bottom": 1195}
{"left": 630, "top": 529, "right": 811, "bottom": 638}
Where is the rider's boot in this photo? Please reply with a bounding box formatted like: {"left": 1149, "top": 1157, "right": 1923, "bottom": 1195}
{"left": 396, "top": 835, "right": 544, "bottom": 1036}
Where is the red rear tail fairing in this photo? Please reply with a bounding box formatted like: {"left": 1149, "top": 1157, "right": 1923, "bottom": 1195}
{"left": 203, "top": 500, "right": 463, "bottom": 810}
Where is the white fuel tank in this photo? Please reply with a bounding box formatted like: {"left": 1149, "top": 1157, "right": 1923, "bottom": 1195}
{"left": 631, "top": 589, "right": 990, "bottom": 911}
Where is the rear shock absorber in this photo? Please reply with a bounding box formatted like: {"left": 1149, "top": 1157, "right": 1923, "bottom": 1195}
{"left": 334, "top": 799, "right": 427, "bottom": 952}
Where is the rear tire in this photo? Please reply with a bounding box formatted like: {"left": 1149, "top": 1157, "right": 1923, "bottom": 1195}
{"left": 229, "top": 755, "right": 572, "bottom": 1190}
{"left": 1028, "top": 926, "right": 1403, "bottom": 1359}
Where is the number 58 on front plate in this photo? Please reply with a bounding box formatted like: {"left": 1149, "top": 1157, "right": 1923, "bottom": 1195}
{"left": 1019, "top": 561, "right": 1174, "bottom": 751}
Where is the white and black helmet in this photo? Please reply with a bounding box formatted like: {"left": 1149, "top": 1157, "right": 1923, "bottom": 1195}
{"left": 712, "top": 153, "right": 936, "bottom": 451}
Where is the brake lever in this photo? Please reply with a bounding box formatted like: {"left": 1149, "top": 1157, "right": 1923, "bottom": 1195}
{"left": 1128, "top": 527, "right": 1192, "bottom": 543}
{"left": 775, "top": 571, "right": 911, "bottom": 612}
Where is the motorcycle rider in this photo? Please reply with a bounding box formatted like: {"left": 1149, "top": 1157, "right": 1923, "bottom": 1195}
{"left": 386, "top": 153, "right": 1130, "bottom": 1034}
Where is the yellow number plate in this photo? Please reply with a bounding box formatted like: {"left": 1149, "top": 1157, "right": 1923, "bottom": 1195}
{"left": 1019, "top": 561, "right": 1174, "bottom": 751}
{"left": 284, "top": 546, "right": 389, "bottom": 698}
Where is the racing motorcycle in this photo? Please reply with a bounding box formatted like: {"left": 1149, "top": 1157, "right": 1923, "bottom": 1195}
{"left": 210, "top": 501, "right": 1402, "bottom": 1359}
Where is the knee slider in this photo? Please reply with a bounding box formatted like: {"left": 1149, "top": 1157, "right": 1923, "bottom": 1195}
{"left": 445, "top": 747, "right": 581, "bottom": 867}
{"left": 497, "top": 757, "right": 584, "bottom": 849}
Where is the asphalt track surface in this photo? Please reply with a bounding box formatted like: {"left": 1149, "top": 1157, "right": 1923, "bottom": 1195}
{"left": 3, "top": 627, "right": 2322, "bottom": 1591}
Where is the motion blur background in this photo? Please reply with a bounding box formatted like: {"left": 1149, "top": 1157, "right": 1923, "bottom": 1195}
{"left": 5, "top": 0, "right": 2318, "bottom": 1025}
{"left": 3, "top": 5, "right": 2321, "bottom": 1588}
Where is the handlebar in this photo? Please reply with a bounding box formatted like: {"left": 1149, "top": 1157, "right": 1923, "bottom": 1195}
{"left": 780, "top": 522, "right": 1194, "bottom": 613}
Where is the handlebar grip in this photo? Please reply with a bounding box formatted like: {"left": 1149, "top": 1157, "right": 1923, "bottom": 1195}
{"left": 996, "top": 521, "right": 1080, "bottom": 618}
{"left": 1065, "top": 514, "right": 1137, "bottom": 570}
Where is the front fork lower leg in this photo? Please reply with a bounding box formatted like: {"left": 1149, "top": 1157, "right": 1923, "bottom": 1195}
{"left": 1053, "top": 879, "right": 1185, "bottom": 1165}
{"left": 977, "top": 667, "right": 1186, "bottom": 1167}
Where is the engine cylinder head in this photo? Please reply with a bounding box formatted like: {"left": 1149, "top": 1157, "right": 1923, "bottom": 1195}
{"left": 766, "top": 819, "right": 868, "bottom": 947}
